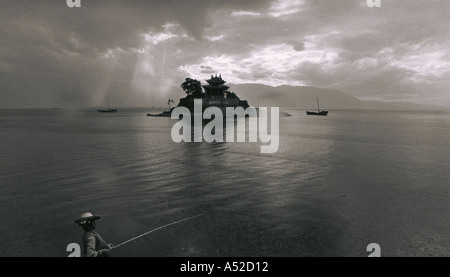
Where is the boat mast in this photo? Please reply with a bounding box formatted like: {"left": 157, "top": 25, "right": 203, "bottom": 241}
{"left": 107, "top": 97, "right": 111, "bottom": 110}
{"left": 316, "top": 96, "right": 320, "bottom": 112}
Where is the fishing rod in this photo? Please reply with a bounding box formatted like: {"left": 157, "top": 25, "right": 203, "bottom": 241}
{"left": 106, "top": 213, "right": 207, "bottom": 252}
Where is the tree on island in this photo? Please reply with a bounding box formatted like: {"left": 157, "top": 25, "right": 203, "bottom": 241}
{"left": 227, "top": 91, "right": 239, "bottom": 99}
{"left": 167, "top": 99, "right": 175, "bottom": 109}
{"left": 180, "top": 78, "right": 205, "bottom": 98}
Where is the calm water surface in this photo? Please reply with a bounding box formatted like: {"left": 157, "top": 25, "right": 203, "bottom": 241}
{"left": 0, "top": 108, "right": 449, "bottom": 257}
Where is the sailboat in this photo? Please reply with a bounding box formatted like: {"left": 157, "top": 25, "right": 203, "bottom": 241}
{"left": 307, "top": 96, "right": 328, "bottom": 116}
{"left": 97, "top": 97, "right": 117, "bottom": 113}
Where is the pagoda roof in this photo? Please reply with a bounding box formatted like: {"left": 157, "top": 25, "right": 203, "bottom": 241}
{"left": 206, "top": 74, "right": 226, "bottom": 85}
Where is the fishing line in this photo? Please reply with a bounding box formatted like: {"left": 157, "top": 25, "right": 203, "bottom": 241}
{"left": 107, "top": 213, "right": 207, "bottom": 251}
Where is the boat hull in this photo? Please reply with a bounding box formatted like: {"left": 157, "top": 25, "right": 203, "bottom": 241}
{"left": 147, "top": 112, "right": 171, "bottom": 117}
{"left": 147, "top": 109, "right": 173, "bottom": 117}
{"left": 97, "top": 109, "right": 117, "bottom": 113}
{"left": 306, "top": 111, "right": 328, "bottom": 116}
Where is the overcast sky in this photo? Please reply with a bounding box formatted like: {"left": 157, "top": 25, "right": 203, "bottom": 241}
{"left": 1, "top": 0, "right": 449, "bottom": 108}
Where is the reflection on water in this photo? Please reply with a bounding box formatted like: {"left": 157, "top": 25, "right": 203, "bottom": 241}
{"left": 0, "top": 108, "right": 449, "bottom": 256}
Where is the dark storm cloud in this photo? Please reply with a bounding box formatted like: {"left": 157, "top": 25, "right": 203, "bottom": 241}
{"left": 295, "top": 0, "right": 450, "bottom": 103}
{"left": 0, "top": 0, "right": 449, "bottom": 107}
{"left": 185, "top": 0, "right": 450, "bottom": 105}
{"left": 2, "top": 0, "right": 273, "bottom": 49}
{"left": 0, "top": 0, "right": 272, "bottom": 107}
{"left": 292, "top": 41, "right": 305, "bottom": 52}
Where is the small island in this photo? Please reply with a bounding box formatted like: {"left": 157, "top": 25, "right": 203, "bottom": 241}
{"left": 178, "top": 74, "right": 250, "bottom": 112}
{"left": 148, "top": 75, "right": 249, "bottom": 117}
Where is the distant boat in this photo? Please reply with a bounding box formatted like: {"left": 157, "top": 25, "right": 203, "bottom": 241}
{"left": 147, "top": 110, "right": 171, "bottom": 117}
{"left": 307, "top": 97, "right": 328, "bottom": 116}
{"left": 97, "top": 97, "right": 117, "bottom": 113}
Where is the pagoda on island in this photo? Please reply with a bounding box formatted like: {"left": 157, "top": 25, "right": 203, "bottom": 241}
{"left": 203, "top": 74, "right": 229, "bottom": 98}
{"left": 176, "top": 74, "right": 250, "bottom": 113}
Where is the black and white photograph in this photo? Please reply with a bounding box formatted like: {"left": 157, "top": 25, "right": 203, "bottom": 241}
{"left": 0, "top": 0, "right": 449, "bottom": 262}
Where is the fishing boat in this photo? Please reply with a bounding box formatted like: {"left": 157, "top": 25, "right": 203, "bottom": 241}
{"left": 97, "top": 97, "right": 117, "bottom": 113}
{"left": 307, "top": 97, "right": 328, "bottom": 116}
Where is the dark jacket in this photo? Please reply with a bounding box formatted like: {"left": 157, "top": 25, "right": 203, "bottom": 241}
{"left": 82, "top": 231, "right": 111, "bottom": 257}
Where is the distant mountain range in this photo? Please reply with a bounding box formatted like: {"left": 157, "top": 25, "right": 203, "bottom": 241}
{"left": 228, "top": 84, "right": 442, "bottom": 111}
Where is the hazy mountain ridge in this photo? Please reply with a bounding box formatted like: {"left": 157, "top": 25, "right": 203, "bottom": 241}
{"left": 229, "top": 83, "right": 443, "bottom": 111}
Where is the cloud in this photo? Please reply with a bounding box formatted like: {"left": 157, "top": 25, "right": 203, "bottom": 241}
{"left": 268, "top": 0, "right": 305, "bottom": 18}
{"left": 200, "top": 66, "right": 216, "bottom": 74}
{"left": 196, "top": 0, "right": 450, "bottom": 105}
{"left": 292, "top": 41, "right": 305, "bottom": 52}
{"left": 0, "top": 0, "right": 449, "bottom": 107}
{"left": 0, "top": 0, "right": 272, "bottom": 107}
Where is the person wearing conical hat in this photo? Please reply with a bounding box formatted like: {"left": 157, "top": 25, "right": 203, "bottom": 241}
{"left": 74, "top": 212, "right": 114, "bottom": 257}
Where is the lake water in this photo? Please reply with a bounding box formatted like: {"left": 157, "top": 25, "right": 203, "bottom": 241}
{"left": 0, "top": 108, "right": 449, "bottom": 257}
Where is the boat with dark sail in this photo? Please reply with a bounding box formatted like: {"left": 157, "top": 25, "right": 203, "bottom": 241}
{"left": 97, "top": 97, "right": 117, "bottom": 113}
{"left": 307, "top": 97, "right": 328, "bottom": 116}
